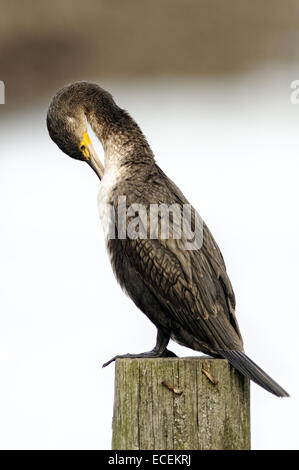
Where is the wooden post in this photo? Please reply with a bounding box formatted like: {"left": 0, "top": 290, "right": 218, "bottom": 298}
{"left": 112, "top": 357, "right": 250, "bottom": 450}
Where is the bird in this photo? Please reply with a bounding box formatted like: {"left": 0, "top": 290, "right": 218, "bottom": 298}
{"left": 47, "top": 81, "right": 289, "bottom": 397}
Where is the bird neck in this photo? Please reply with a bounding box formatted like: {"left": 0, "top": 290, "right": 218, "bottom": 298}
{"left": 86, "top": 107, "right": 155, "bottom": 171}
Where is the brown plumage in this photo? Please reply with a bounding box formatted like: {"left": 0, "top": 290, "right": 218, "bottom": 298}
{"left": 47, "top": 81, "right": 289, "bottom": 397}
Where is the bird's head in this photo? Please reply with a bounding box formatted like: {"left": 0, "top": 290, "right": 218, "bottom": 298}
{"left": 47, "top": 82, "right": 104, "bottom": 179}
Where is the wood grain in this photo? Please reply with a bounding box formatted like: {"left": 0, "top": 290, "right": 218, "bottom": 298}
{"left": 112, "top": 357, "right": 250, "bottom": 450}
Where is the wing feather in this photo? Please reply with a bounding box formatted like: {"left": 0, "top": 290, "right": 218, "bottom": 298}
{"left": 111, "top": 164, "right": 243, "bottom": 353}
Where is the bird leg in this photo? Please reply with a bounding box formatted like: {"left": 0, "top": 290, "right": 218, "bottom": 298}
{"left": 102, "top": 329, "right": 177, "bottom": 367}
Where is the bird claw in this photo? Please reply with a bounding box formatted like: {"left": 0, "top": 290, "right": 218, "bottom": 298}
{"left": 102, "top": 348, "right": 177, "bottom": 368}
{"left": 102, "top": 354, "right": 128, "bottom": 368}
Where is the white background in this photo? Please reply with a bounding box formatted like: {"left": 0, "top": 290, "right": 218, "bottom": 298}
{"left": 0, "top": 67, "right": 298, "bottom": 449}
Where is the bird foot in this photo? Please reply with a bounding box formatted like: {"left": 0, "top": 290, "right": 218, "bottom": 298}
{"left": 102, "top": 348, "right": 177, "bottom": 368}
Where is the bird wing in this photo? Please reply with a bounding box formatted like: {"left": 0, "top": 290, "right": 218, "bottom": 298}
{"left": 114, "top": 166, "right": 243, "bottom": 353}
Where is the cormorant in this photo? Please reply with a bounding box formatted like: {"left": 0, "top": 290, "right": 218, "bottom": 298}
{"left": 47, "top": 81, "right": 289, "bottom": 397}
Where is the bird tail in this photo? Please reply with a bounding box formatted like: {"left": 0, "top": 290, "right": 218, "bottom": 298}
{"left": 219, "top": 350, "right": 289, "bottom": 397}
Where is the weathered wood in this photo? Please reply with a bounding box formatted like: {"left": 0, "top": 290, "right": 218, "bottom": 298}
{"left": 112, "top": 357, "right": 250, "bottom": 450}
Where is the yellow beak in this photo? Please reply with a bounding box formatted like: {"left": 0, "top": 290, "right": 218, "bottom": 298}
{"left": 79, "top": 131, "right": 104, "bottom": 179}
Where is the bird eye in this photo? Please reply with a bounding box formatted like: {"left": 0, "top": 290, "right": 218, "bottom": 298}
{"left": 80, "top": 145, "right": 86, "bottom": 151}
